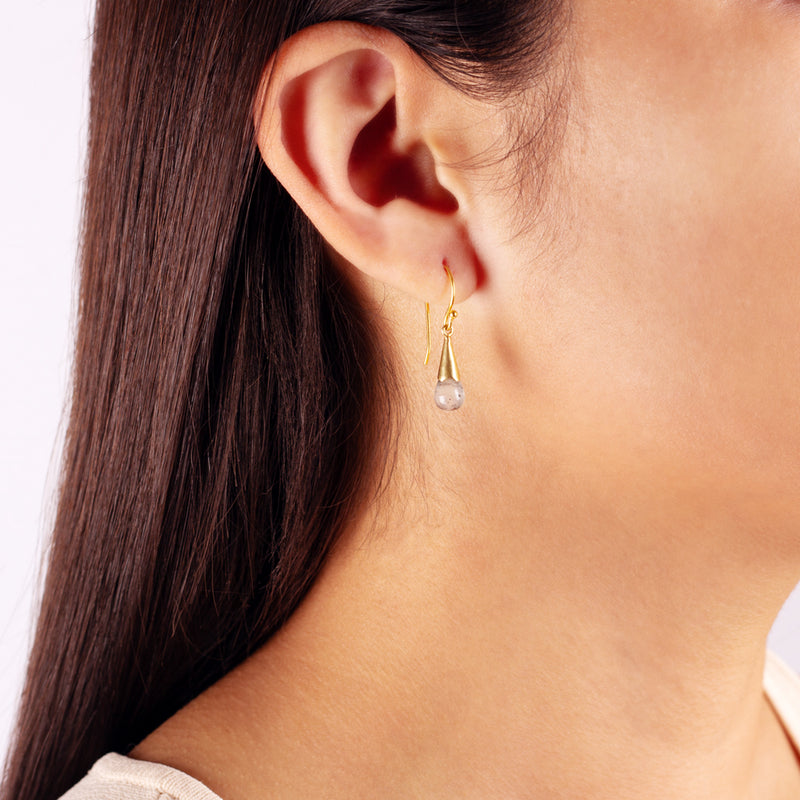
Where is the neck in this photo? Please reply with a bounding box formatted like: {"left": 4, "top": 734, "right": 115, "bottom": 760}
{"left": 133, "top": 424, "right": 800, "bottom": 799}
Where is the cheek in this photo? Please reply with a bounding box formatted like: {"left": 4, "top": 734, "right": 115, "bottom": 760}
{"left": 539, "top": 1, "right": 800, "bottom": 492}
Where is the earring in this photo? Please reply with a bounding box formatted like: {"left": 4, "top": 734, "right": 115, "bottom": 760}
{"left": 425, "top": 263, "right": 465, "bottom": 411}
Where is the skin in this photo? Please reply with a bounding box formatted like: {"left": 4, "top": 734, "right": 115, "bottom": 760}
{"left": 133, "top": 1, "right": 800, "bottom": 797}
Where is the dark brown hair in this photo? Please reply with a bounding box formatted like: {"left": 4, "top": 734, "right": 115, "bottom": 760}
{"left": 2, "top": 2, "right": 565, "bottom": 798}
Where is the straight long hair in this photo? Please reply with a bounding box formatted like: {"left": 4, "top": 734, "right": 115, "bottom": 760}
{"left": 2, "top": 2, "right": 564, "bottom": 798}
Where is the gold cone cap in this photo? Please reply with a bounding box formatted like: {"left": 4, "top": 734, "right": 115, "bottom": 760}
{"left": 437, "top": 335, "right": 460, "bottom": 382}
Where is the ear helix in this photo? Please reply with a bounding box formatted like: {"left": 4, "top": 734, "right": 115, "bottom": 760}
{"left": 424, "top": 263, "right": 465, "bottom": 411}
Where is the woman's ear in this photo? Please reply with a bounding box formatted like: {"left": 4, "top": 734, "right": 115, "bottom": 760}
{"left": 254, "top": 22, "right": 490, "bottom": 303}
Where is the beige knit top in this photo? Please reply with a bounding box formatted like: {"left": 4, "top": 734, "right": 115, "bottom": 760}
{"left": 60, "top": 650, "right": 800, "bottom": 800}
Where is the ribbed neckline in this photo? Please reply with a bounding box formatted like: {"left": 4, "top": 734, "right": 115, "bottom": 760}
{"left": 764, "top": 650, "right": 800, "bottom": 750}
{"left": 90, "top": 751, "right": 222, "bottom": 799}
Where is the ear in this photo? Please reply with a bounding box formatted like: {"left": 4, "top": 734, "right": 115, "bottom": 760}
{"left": 254, "top": 22, "right": 491, "bottom": 303}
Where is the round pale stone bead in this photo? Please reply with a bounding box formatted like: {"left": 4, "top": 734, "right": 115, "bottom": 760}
{"left": 434, "top": 379, "right": 465, "bottom": 411}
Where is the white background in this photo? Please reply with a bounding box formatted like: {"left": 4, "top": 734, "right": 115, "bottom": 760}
{"left": 3, "top": 0, "right": 800, "bottom": 770}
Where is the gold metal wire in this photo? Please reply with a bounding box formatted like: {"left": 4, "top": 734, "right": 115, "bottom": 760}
{"left": 425, "top": 302, "right": 431, "bottom": 365}
{"left": 424, "top": 264, "right": 457, "bottom": 365}
{"left": 441, "top": 264, "right": 457, "bottom": 336}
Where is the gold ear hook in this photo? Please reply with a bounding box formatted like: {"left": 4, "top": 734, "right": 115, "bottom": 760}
{"left": 424, "top": 263, "right": 465, "bottom": 410}
{"left": 441, "top": 264, "right": 457, "bottom": 336}
{"left": 424, "top": 264, "right": 457, "bottom": 365}
{"left": 425, "top": 302, "right": 431, "bottom": 366}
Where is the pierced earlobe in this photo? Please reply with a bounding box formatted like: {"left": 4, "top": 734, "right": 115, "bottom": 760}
{"left": 425, "top": 263, "right": 465, "bottom": 411}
